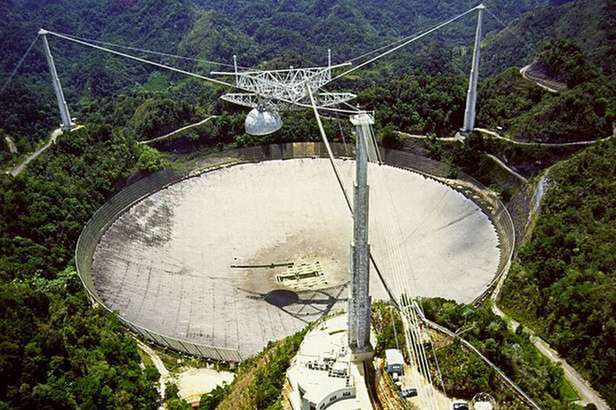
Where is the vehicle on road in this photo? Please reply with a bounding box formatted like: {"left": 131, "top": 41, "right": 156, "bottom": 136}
{"left": 400, "top": 388, "right": 418, "bottom": 398}
{"left": 451, "top": 401, "right": 469, "bottom": 410}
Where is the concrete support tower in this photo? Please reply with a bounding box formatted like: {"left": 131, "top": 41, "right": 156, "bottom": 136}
{"left": 462, "top": 4, "right": 485, "bottom": 133}
{"left": 348, "top": 113, "right": 374, "bottom": 355}
{"left": 39, "top": 29, "right": 75, "bottom": 131}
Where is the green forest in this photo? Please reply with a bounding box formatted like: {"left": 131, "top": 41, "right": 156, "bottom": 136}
{"left": 422, "top": 298, "right": 581, "bottom": 409}
{"left": 0, "top": 125, "right": 161, "bottom": 408}
{"left": 501, "top": 139, "right": 616, "bottom": 405}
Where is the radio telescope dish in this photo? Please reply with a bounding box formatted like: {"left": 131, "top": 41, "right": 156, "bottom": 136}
{"left": 245, "top": 107, "right": 282, "bottom": 136}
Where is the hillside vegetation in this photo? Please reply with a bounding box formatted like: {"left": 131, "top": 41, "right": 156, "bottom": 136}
{"left": 478, "top": 41, "right": 614, "bottom": 142}
{"left": 423, "top": 298, "right": 581, "bottom": 409}
{"left": 500, "top": 139, "right": 616, "bottom": 406}
{"left": 194, "top": 328, "right": 307, "bottom": 410}
{"left": 483, "top": 0, "right": 614, "bottom": 79}
{"left": 0, "top": 0, "right": 613, "bottom": 407}
{"left": 0, "top": 125, "right": 161, "bottom": 408}
{"left": 0, "top": 0, "right": 553, "bottom": 155}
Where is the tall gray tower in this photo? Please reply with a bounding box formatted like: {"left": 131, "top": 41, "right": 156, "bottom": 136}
{"left": 462, "top": 4, "right": 485, "bottom": 133}
{"left": 39, "top": 29, "right": 75, "bottom": 132}
{"left": 348, "top": 113, "right": 374, "bottom": 355}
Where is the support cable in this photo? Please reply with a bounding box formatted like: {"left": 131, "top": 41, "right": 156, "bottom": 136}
{"left": 429, "top": 329, "right": 447, "bottom": 394}
{"left": 0, "top": 34, "right": 40, "bottom": 96}
{"left": 368, "top": 167, "right": 436, "bottom": 408}
{"left": 328, "top": 6, "right": 479, "bottom": 84}
{"left": 372, "top": 159, "right": 444, "bottom": 409}
{"left": 484, "top": 7, "right": 529, "bottom": 46}
{"left": 44, "top": 30, "right": 234, "bottom": 88}
{"left": 390, "top": 308, "right": 400, "bottom": 351}
{"left": 371, "top": 211, "right": 432, "bottom": 406}
{"left": 306, "top": 85, "right": 400, "bottom": 306}
{"left": 306, "top": 84, "right": 352, "bottom": 211}
{"left": 337, "top": 118, "right": 349, "bottom": 155}
{"left": 48, "top": 31, "right": 247, "bottom": 69}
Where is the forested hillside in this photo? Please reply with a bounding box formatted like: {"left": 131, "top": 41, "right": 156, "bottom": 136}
{"left": 0, "top": 124, "right": 164, "bottom": 408}
{"left": 193, "top": 0, "right": 549, "bottom": 65}
{"left": 0, "top": 0, "right": 553, "bottom": 153}
{"left": 477, "top": 40, "right": 614, "bottom": 142}
{"left": 483, "top": 0, "right": 614, "bottom": 79}
{"left": 422, "top": 299, "right": 580, "bottom": 409}
{"left": 501, "top": 139, "right": 616, "bottom": 406}
{"left": 0, "top": 0, "right": 198, "bottom": 150}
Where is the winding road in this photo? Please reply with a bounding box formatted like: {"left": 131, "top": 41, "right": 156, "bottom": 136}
{"left": 135, "top": 338, "right": 169, "bottom": 403}
{"left": 490, "top": 302, "right": 609, "bottom": 409}
{"left": 8, "top": 125, "right": 83, "bottom": 177}
{"left": 397, "top": 128, "right": 613, "bottom": 147}
{"left": 475, "top": 127, "right": 614, "bottom": 147}
{"left": 9, "top": 128, "right": 63, "bottom": 177}
{"left": 488, "top": 176, "right": 610, "bottom": 409}
{"left": 519, "top": 64, "right": 566, "bottom": 94}
{"left": 140, "top": 116, "right": 217, "bottom": 145}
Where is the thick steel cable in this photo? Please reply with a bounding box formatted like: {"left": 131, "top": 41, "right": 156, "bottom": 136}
{"left": 45, "top": 30, "right": 234, "bottom": 87}
{"left": 0, "top": 34, "right": 40, "bottom": 96}
{"left": 369, "top": 166, "right": 436, "bottom": 408}
{"left": 484, "top": 7, "right": 529, "bottom": 46}
{"left": 328, "top": 6, "right": 479, "bottom": 84}
{"left": 337, "top": 118, "right": 349, "bottom": 155}
{"left": 46, "top": 31, "right": 245, "bottom": 68}
{"left": 306, "top": 84, "right": 353, "bottom": 211}
{"left": 370, "top": 206, "right": 432, "bottom": 406}
{"left": 347, "top": 35, "right": 417, "bottom": 64}
{"left": 307, "top": 87, "right": 400, "bottom": 306}
{"left": 429, "top": 328, "right": 448, "bottom": 394}
{"left": 372, "top": 162, "right": 442, "bottom": 409}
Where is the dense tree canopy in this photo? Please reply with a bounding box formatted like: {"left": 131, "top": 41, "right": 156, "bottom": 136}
{"left": 0, "top": 124, "right": 160, "bottom": 408}
{"left": 501, "top": 139, "right": 616, "bottom": 406}
{"left": 423, "top": 298, "right": 581, "bottom": 409}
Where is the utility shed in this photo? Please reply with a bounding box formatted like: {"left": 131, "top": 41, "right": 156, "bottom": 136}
{"left": 385, "top": 349, "right": 404, "bottom": 375}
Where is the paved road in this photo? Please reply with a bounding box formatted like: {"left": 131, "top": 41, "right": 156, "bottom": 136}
{"left": 398, "top": 128, "right": 613, "bottom": 147}
{"left": 396, "top": 131, "right": 463, "bottom": 142}
{"left": 475, "top": 127, "right": 614, "bottom": 147}
{"left": 485, "top": 153, "right": 528, "bottom": 183}
{"left": 490, "top": 240, "right": 610, "bottom": 409}
{"left": 140, "top": 116, "right": 217, "bottom": 145}
{"left": 135, "top": 338, "right": 169, "bottom": 402}
{"left": 491, "top": 303, "right": 610, "bottom": 409}
{"left": 9, "top": 125, "right": 84, "bottom": 177}
{"left": 422, "top": 314, "right": 542, "bottom": 410}
{"left": 520, "top": 64, "right": 565, "bottom": 94}
{"left": 9, "top": 128, "right": 63, "bottom": 177}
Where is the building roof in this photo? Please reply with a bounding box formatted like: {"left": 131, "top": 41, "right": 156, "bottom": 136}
{"left": 385, "top": 349, "right": 404, "bottom": 366}
{"left": 286, "top": 314, "right": 372, "bottom": 409}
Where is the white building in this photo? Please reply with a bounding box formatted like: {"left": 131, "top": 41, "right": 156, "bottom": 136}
{"left": 384, "top": 349, "right": 404, "bottom": 375}
{"left": 286, "top": 315, "right": 373, "bottom": 410}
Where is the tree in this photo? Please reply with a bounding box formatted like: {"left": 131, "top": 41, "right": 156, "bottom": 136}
{"left": 380, "top": 125, "right": 402, "bottom": 149}
{"left": 137, "top": 145, "right": 166, "bottom": 173}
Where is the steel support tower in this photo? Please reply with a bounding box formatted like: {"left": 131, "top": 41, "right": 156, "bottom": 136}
{"left": 462, "top": 4, "right": 485, "bottom": 133}
{"left": 39, "top": 29, "right": 75, "bottom": 132}
{"left": 348, "top": 113, "right": 374, "bottom": 356}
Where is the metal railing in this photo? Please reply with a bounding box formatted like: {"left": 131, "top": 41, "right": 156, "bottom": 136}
{"left": 75, "top": 142, "right": 515, "bottom": 361}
